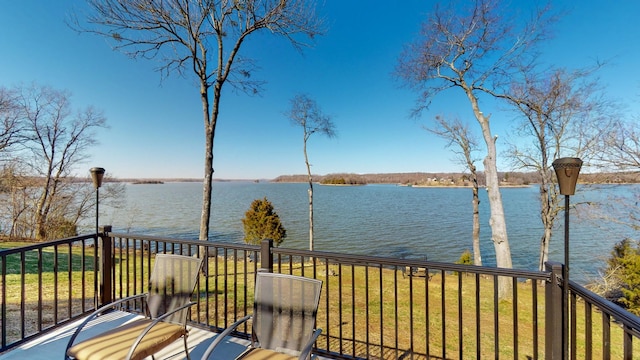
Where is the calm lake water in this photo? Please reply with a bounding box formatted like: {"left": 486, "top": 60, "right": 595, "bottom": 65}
{"left": 89, "top": 181, "right": 639, "bottom": 285}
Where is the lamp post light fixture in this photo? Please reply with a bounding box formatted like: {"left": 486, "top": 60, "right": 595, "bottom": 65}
{"left": 90, "top": 167, "right": 105, "bottom": 189}
{"left": 552, "top": 157, "right": 582, "bottom": 359}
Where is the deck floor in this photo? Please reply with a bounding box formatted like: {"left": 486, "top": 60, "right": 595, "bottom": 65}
{"left": 0, "top": 311, "right": 254, "bottom": 360}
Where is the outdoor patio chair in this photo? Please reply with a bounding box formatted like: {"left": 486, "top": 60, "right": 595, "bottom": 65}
{"left": 202, "top": 272, "right": 323, "bottom": 360}
{"left": 65, "top": 253, "right": 203, "bottom": 360}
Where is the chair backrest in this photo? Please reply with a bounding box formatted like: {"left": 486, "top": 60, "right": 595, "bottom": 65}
{"left": 146, "top": 254, "right": 203, "bottom": 323}
{"left": 252, "top": 272, "right": 323, "bottom": 356}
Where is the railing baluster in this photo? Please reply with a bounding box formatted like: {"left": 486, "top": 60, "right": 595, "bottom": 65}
{"left": 214, "top": 245, "right": 219, "bottom": 329}
{"left": 117, "top": 237, "right": 122, "bottom": 299}
{"left": 1, "top": 253, "right": 6, "bottom": 349}
{"left": 223, "top": 248, "right": 228, "bottom": 327}
{"left": 408, "top": 265, "right": 415, "bottom": 360}
{"left": 242, "top": 249, "right": 248, "bottom": 334}
{"left": 125, "top": 237, "right": 130, "bottom": 298}
{"left": 67, "top": 243, "right": 72, "bottom": 319}
{"left": 458, "top": 271, "right": 463, "bottom": 359}
{"left": 365, "top": 262, "right": 370, "bottom": 359}
{"left": 338, "top": 263, "right": 344, "bottom": 356}
{"left": 20, "top": 252, "right": 25, "bottom": 340}
{"left": 585, "top": 300, "right": 592, "bottom": 360}
{"left": 351, "top": 264, "right": 356, "bottom": 358}
{"left": 394, "top": 266, "right": 399, "bottom": 359}
{"left": 603, "top": 312, "right": 611, "bottom": 360}
{"left": 132, "top": 238, "right": 137, "bottom": 303}
{"left": 441, "top": 269, "right": 446, "bottom": 359}
{"left": 493, "top": 275, "right": 499, "bottom": 360}
{"left": 532, "top": 279, "right": 539, "bottom": 360}
{"left": 425, "top": 267, "right": 430, "bottom": 358}
{"left": 322, "top": 257, "right": 329, "bottom": 353}
{"left": 233, "top": 249, "right": 238, "bottom": 323}
{"left": 475, "top": 273, "right": 481, "bottom": 359}
{"left": 93, "top": 234, "right": 98, "bottom": 309}
{"left": 81, "top": 239, "right": 86, "bottom": 313}
{"left": 38, "top": 248, "right": 43, "bottom": 332}
{"left": 53, "top": 244, "right": 58, "bottom": 325}
{"left": 571, "top": 291, "right": 577, "bottom": 360}
{"left": 513, "top": 276, "right": 518, "bottom": 360}
{"left": 379, "top": 264, "right": 384, "bottom": 359}
{"left": 624, "top": 324, "right": 633, "bottom": 360}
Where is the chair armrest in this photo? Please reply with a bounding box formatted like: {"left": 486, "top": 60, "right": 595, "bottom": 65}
{"left": 201, "top": 314, "right": 253, "bottom": 359}
{"left": 124, "top": 301, "right": 198, "bottom": 360}
{"left": 65, "top": 293, "right": 148, "bottom": 355}
{"left": 298, "top": 328, "right": 322, "bottom": 360}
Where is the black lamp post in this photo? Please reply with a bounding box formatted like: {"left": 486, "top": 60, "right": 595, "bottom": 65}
{"left": 90, "top": 167, "right": 105, "bottom": 308}
{"left": 552, "top": 157, "right": 582, "bottom": 359}
{"left": 90, "top": 167, "right": 105, "bottom": 237}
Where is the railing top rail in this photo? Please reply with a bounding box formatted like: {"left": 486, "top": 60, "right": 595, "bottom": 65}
{"left": 0, "top": 234, "right": 96, "bottom": 256}
{"left": 107, "top": 232, "right": 259, "bottom": 252}
{"left": 570, "top": 279, "right": 640, "bottom": 333}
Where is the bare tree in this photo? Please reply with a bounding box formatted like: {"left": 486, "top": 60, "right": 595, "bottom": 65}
{"left": 17, "top": 84, "right": 107, "bottom": 240}
{"left": 504, "top": 68, "right": 612, "bottom": 271}
{"left": 285, "top": 94, "right": 336, "bottom": 250}
{"left": 75, "top": 0, "right": 325, "bottom": 241}
{"left": 598, "top": 116, "right": 640, "bottom": 172}
{"left": 0, "top": 162, "right": 31, "bottom": 238}
{"left": 0, "top": 87, "right": 25, "bottom": 155}
{"left": 428, "top": 115, "right": 482, "bottom": 265}
{"left": 582, "top": 112, "right": 640, "bottom": 231}
{"left": 396, "top": 0, "right": 556, "bottom": 297}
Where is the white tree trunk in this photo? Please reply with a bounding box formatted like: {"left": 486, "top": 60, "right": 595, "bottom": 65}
{"left": 472, "top": 184, "right": 482, "bottom": 266}
{"left": 467, "top": 91, "right": 513, "bottom": 298}
{"left": 304, "top": 141, "right": 314, "bottom": 251}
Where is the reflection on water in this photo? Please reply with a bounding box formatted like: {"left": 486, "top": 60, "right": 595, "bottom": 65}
{"left": 87, "top": 181, "right": 640, "bottom": 285}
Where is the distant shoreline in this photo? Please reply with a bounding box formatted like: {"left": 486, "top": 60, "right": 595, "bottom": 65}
{"left": 411, "top": 184, "right": 532, "bottom": 188}
{"left": 91, "top": 170, "right": 639, "bottom": 186}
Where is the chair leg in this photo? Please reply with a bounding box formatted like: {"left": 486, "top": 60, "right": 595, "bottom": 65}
{"left": 183, "top": 335, "right": 191, "bottom": 360}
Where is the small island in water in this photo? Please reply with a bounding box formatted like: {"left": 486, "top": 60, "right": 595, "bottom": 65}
{"left": 132, "top": 180, "right": 164, "bottom": 185}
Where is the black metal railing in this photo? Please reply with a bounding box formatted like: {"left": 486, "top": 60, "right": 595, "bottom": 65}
{"left": 2, "top": 229, "right": 640, "bottom": 359}
{"left": 0, "top": 234, "right": 97, "bottom": 349}
{"left": 569, "top": 278, "right": 640, "bottom": 359}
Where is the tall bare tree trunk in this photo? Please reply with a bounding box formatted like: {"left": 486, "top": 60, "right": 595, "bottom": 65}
{"left": 304, "top": 141, "right": 314, "bottom": 250}
{"left": 468, "top": 92, "right": 512, "bottom": 298}
{"left": 427, "top": 116, "right": 482, "bottom": 266}
{"left": 286, "top": 94, "right": 335, "bottom": 251}
{"left": 471, "top": 176, "right": 482, "bottom": 266}
{"left": 199, "top": 82, "right": 217, "bottom": 243}
{"left": 538, "top": 178, "right": 560, "bottom": 271}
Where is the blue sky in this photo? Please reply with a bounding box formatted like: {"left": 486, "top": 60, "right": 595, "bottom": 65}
{"left": 1, "top": 1, "right": 638, "bottom": 180}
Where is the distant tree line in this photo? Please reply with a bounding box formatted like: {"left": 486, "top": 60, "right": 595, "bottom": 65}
{"left": 273, "top": 171, "right": 640, "bottom": 186}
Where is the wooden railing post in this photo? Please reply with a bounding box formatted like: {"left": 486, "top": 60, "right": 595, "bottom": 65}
{"left": 545, "top": 261, "right": 565, "bottom": 359}
{"left": 260, "top": 239, "right": 273, "bottom": 273}
{"left": 99, "top": 225, "right": 113, "bottom": 306}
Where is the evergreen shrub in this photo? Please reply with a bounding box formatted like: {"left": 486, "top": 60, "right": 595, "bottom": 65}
{"left": 241, "top": 197, "right": 286, "bottom": 246}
